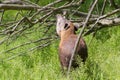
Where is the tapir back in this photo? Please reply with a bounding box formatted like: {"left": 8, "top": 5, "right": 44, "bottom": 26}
{"left": 59, "top": 34, "right": 88, "bottom": 69}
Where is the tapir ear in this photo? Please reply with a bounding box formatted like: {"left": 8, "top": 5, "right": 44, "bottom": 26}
{"left": 74, "top": 23, "right": 80, "bottom": 31}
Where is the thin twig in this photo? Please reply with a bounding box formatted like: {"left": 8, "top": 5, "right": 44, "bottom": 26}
{"left": 34, "top": 11, "right": 53, "bottom": 24}
{"left": 101, "top": 0, "right": 107, "bottom": 15}
{"left": 30, "top": 0, "right": 63, "bottom": 19}
{"left": 87, "top": 0, "right": 107, "bottom": 46}
{"left": 0, "top": 10, "right": 4, "bottom": 23}
{"left": 3, "top": 41, "right": 51, "bottom": 61}
{"left": 67, "top": 0, "right": 98, "bottom": 77}
{"left": 0, "top": 37, "right": 53, "bottom": 54}
{"left": 12, "top": 17, "right": 24, "bottom": 31}
{"left": 23, "top": 0, "right": 41, "bottom": 7}
{"left": 0, "top": 35, "right": 10, "bottom": 45}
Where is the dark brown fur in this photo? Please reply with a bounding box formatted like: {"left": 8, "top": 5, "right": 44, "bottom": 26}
{"left": 59, "top": 22, "right": 88, "bottom": 70}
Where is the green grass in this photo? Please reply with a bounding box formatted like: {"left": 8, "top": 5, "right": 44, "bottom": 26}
{"left": 0, "top": 26, "right": 120, "bottom": 80}
{"left": 0, "top": 0, "right": 120, "bottom": 79}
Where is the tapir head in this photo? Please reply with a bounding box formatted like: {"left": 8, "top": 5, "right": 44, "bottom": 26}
{"left": 56, "top": 14, "right": 79, "bottom": 37}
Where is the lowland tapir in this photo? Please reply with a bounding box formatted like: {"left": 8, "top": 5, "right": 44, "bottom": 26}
{"left": 56, "top": 14, "right": 88, "bottom": 71}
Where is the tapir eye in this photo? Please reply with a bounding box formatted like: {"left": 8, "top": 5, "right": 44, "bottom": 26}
{"left": 64, "top": 23, "right": 70, "bottom": 30}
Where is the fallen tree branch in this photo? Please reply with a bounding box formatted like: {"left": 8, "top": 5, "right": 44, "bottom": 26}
{"left": 98, "top": 18, "right": 120, "bottom": 26}
{"left": 2, "top": 0, "right": 23, "bottom": 4}
{"left": 0, "top": 4, "right": 41, "bottom": 10}
{"left": 84, "top": 8, "right": 120, "bottom": 36}
{"left": 84, "top": 18, "right": 120, "bottom": 36}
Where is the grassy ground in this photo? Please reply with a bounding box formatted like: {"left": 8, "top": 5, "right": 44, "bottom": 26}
{"left": 0, "top": 26, "right": 120, "bottom": 80}
{"left": 0, "top": 0, "right": 120, "bottom": 80}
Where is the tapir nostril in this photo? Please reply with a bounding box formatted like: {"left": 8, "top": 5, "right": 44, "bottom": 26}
{"left": 65, "top": 23, "right": 68, "bottom": 28}
{"left": 64, "top": 23, "right": 70, "bottom": 30}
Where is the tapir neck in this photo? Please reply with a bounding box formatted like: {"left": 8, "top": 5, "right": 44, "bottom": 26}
{"left": 60, "top": 28, "right": 75, "bottom": 41}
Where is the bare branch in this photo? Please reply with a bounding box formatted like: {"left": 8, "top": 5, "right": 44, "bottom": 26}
{"left": 0, "top": 35, "right": 10, "bottom": 45}
{"left": 101, "top": 0, "right": 107, "bottom": 15}
{"left": 84, "top": 8, "right": 120, "bottom": 36}
{"left": 70, "top": 10, "right": 98, "bottom": 18}
{"left": 3, "top": 41, "right": 52, "bottom": 61}
{"left": 0, "top": 37, "right": 54, "bottom": 54}
{"left": 30, "top": 0, "right": 63, "bottom": 19}
{"left": 2, "top": 0, "right": 23, "bottom": 4}
{"left": 0, "top": 4, "right": 41, "bottom": 10}
{"left": 0, "top": 10, "right": 4, "bottom": 23}
{"left": 67, "top": 0, "right": 98, "bottom": 77}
